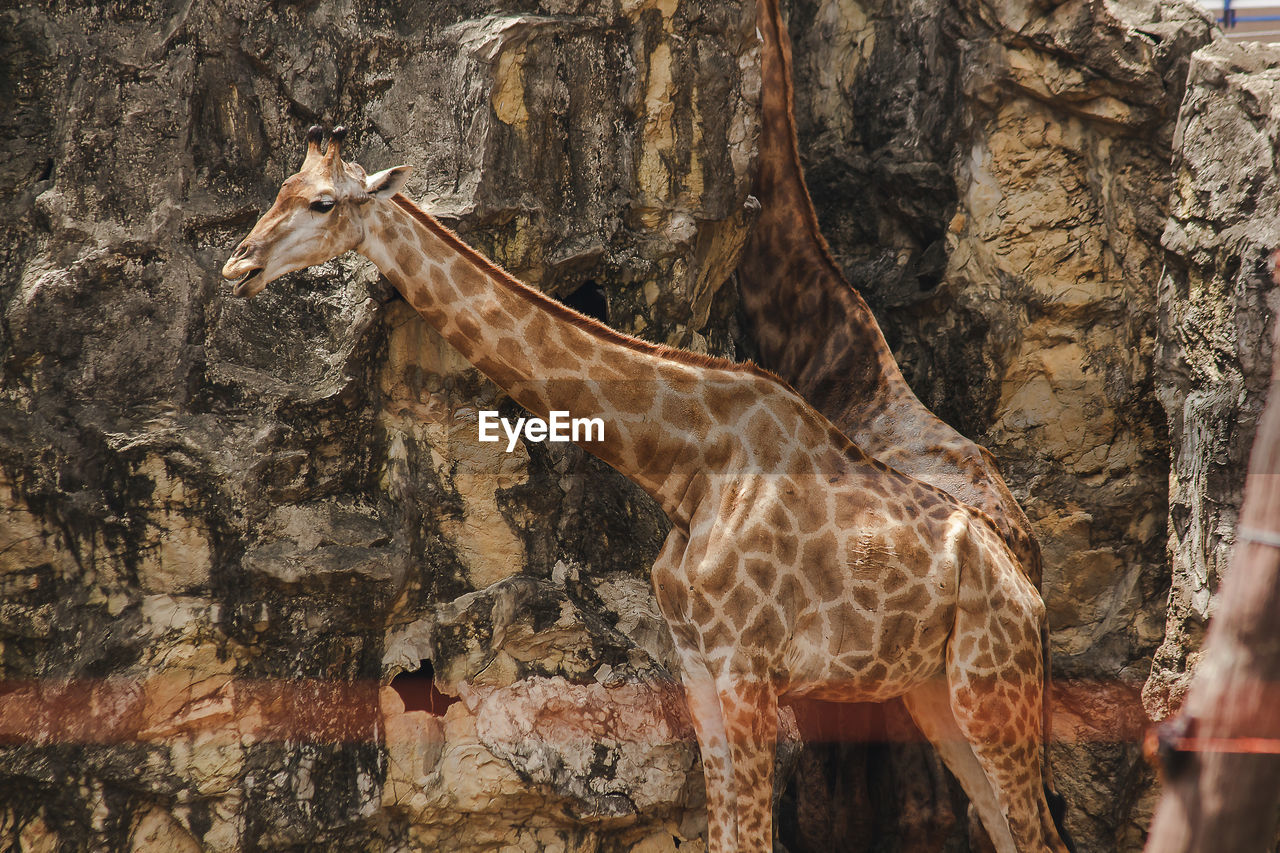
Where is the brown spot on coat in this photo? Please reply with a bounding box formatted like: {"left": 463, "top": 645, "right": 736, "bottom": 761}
{"left": 454, "top": 311, "right": 482, "bottom": 343}
{"left": 540, "top": 346, "right": 578, "bottom": 371}
{"left": 611, "top": 380, "right": 655, "bottom": 415}
{"left": 749, "top": 413, "right": 784, "bottom": 472}
{"left": 852, "top": 585, "right": 879, "bottom": 611}
{"left": 882, "top": 569, "right": 910, "bottom": 595}
{"left": 777, "top": 574, "right": 805, "bottom": 610}
{"left": 885, "top": 585, "right": 928, "bottom": 613}
{"left": 792, "top": 494, "right": 828, "bottom": 534}
{"left": 527, "top": 310, "right": 552, "bottom": 343}
{"left": 802, "top": 530, "right": 837, "bottom": 569}
{"left": 742, "top": 523, "right": 773, "bottom": 555}
{"left": 495, "top": 337, "right": 533, "bottom": 376}
{"left": 831, "top": 602, "right": 873, "bottom": 651}
{"left": 745, "top": 607, "right": 785, "bottom": 649}
{"left": 724, "top": 586, "right": 757, "bottom": 627}
{"left": 765, "top": 501, "right": 794, "bottom": 533}
{"left": 428, "top": 265, "right": 454, "bottom": 296}
{"left": 662, "top": 395, "right": 712, "bottom": 434}
{"left": 700, "top": 557, "right": 738, "bottom": 600}
{"left": 396, "top": 247, "right": 422, "bottom": 277}
{"left": 775, "top": 534, "right": 798, "bottom": 565}
{"left": 878, "top": 612, "right": 916, "bottom": 654}
{"left": 745, "top": 557, "right": 778, "bottom": 593}
{"left": 479, "top": 303, "right": 516, "bottom": 332}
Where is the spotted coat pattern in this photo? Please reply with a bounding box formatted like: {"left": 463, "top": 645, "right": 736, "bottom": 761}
{"left": 736, "top": 2, "right": 1069, "bottom": 847}
{"left": 223, "top": 129, "right": 1069, "bottom": 853}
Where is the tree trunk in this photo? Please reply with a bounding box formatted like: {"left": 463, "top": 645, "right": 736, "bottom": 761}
{"left": 1145, "top": 269, "right": 1280, "bottom": 852}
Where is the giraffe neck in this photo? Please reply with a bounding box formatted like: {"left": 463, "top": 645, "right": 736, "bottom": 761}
{"left": 360, "top": 194, "right": 751, "bottom": 529}
{"left": 739, "top": 0, "right": 913, "bottom": 417}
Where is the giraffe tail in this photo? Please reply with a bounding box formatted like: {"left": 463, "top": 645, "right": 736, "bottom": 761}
{"left": 1028, "top": 527, "right": 1079, "bottom": 853}
{"left": 1033, "top": 536, "right": 1076, "bottom": 851}
{"left": 1038, "top": 571, "right": 1076, "bottom": 853}
{"left": 1044, "top": 784, "right": 1077, "bottom": 853}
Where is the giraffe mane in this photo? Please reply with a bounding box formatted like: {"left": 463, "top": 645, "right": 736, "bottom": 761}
{"left": 388, "top": 192, "right": 787, "bottom": 383}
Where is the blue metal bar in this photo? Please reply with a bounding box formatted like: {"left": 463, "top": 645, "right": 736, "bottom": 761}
{"left": 1215, "top": 0, "right": 1280, "bottom": 26}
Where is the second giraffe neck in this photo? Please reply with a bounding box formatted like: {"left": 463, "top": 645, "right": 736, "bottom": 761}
{"left": 741, "top": 0, "right": 912, "bottom": 406}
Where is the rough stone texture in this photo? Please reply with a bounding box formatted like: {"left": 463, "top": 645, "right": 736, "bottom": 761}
{"left": 379, "top": 576, "right": 705, "bottom": 851}
{"left": 0, "top": 0, "right": 756, "bottom": 850}
{"left": 1144, "top": 39, "right": 1280, "bottom": 721}
{"left": 772, "top": 0, "right": 1247, "bottom": 850}
{"left": 5, "top": 0, "right": 1280, "bottom": 850}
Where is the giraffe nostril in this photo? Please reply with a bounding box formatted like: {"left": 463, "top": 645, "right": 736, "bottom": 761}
{"left": 232, "top": 244, "right": 249, "bottom": 260}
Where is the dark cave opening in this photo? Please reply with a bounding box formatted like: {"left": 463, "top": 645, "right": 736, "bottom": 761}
{"left": 389, "top": 660, "right": 458, "bottom": 716}
{"left": 560, "top": 280, "right": 609, "bottom": 324}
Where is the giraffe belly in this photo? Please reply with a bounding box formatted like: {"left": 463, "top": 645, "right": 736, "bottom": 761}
{"left": 782, "top": 662, "right": 939, "bottom": 704}
{"left": 780, "top": 595, "right": 952, "bottom": 705}
{"left": 773, "top": 483, "right": 966, "bottom": 704}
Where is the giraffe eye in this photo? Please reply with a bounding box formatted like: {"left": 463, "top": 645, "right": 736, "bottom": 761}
{"left": 310, "top": 198, "right": 336, "bottom": 213}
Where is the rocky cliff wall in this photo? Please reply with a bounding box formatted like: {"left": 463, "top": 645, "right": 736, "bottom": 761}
{"left": 0, "top": 1, "right": 755, "bottom": 850}
{"left": 1145, "top": 38, "right": 1280, "bottom": 720}
{"left": 782, "top": 0, "right": 1278, "bottom": 850}
{"left": 3, "top": 1, "right": 1279, "bottom": 852}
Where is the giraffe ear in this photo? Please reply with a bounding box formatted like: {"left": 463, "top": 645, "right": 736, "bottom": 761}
{"left": 365, "top": 165, "right": 413, "bottom": 198}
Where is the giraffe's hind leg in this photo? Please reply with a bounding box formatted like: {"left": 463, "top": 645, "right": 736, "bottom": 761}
{"left": 944, "top": 660, "right": 1062, "bottom": 852}
{"left": 945, "top": 594, "right": 1070, "bottom": 851}
{"left": 716, "top": 672, "right": 779, "bottom": 852}
{"left": 903, "top": 679, "right": 1017, "bottom": 853}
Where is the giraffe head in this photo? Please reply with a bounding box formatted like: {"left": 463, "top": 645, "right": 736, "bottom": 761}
{"left": 222, "top": 125, "right": 411, "bottom": 297}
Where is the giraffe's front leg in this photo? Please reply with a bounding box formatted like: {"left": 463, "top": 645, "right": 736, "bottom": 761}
{"left": 653, "top": 530, "right": 740, "bottom": 852}
{"left": 674, "top": 646, "right": 739, "bottom": 852}
{"left": 717, "top": 670, "right": 780, "bottom": 852}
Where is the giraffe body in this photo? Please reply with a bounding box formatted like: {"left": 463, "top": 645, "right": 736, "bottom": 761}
{"left": 223, "top": 128, "right": 1069, "bottom": 852}
{"left": 738, "top": 2, "right": 1069, "bottom": 845}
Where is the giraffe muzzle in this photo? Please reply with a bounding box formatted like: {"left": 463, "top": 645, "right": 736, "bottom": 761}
{"left": 222, "top": 241, "right": 268, "bottom": 297}
{"left": 229, "top": 266, "right": 265, "bottom": 298}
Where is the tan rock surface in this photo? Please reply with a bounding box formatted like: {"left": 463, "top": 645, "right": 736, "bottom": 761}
{"left": 1145, "top": 39, "right": 1280, "bottom": 722}
{"left": 0, "top": 0, "right": 751, "bottom": 849}
{"left": 4, "top": 0, "right": 1279, "bottom": 850}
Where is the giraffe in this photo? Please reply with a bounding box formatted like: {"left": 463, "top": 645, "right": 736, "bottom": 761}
{"left": 222, "top": 126, "right": 1070, "bottom": 853}
{"left": 736, "top": 0, "right": 1067, "bottom": 846}
{"left": 739, "top": 0, "right": 1042, "bottom": 588}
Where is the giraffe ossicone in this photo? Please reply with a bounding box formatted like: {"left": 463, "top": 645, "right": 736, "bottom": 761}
{"left": 223, "top": 126, "right": 1071, "bottom": 853}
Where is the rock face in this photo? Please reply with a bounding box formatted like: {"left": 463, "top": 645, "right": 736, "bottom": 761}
{"left": 772, "top": 0, "right": 1264, "bottom": 850}
{"left": 0, "top": 1, "right": 756, "bottom": 849}
{"left": 3, "top": 0, "right": 1279, "bottom": 852}
{"left": 1144, "top": 38, "right": 1280, "bottom": 720}
{"left": 378, "top": 576, "right": 705, "bottom": 851}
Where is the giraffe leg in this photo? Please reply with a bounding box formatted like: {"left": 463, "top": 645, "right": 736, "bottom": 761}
{"left": 674, "top": 647, "right": 739, "bottom": 852}
{"left": 903, "top": 678, "right": 1017, "bottom": 853}
{"left": 717, "top": 673, "right": 779, "bottom": 852}
{"left": 652, "top": 530, "right": 741, "bottom": 851}
{"left": 946, "top": 609, "right": 1070, "bottom": 851}
{"left": 945, "top": 667, "right": 1064, "bottom": 852}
